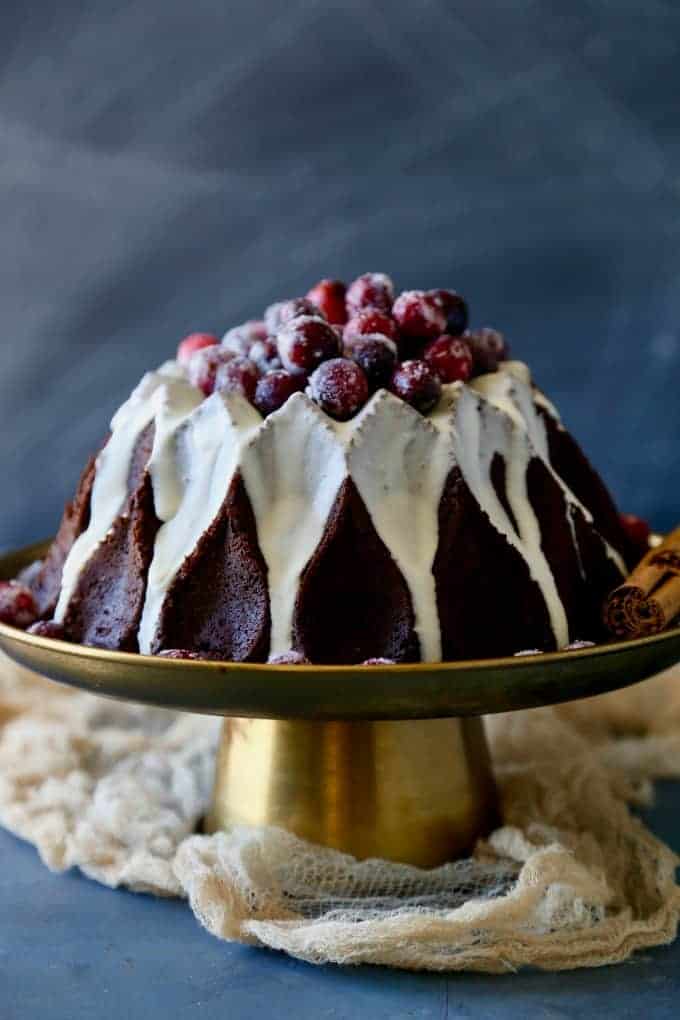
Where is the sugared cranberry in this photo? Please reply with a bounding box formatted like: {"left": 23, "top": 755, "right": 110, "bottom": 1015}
{"left": 344, "top": 310, "right": 398, "bottom": 344}
{"left": 248, "top": 338, "right": 281, "bottom": 373}
{"left": 309, "top": 358, "right": 370, "bottom": 421}
{"left": 465, "top": 328, "right": 509, "bottom": 374}
{"left": 306, "top": 279, "right": 347, "bottom": 325}
{"left": 177, "top": 332, "right": 219, "bottom": 366}
{"left": 254, "top": 370, "right": 306, "bottom": 416}
{"left": 620, "top": 513, "right": 652, "bottom": 554}
{"left": 158, "top": 649, "right": 203, "bottom": 660}
{"left": 187, "top": 345, "right": 235, "bottom": 396}
{"left": 363, "top": 657, "right": 396, "bottom": 665}
{"left": 268, "top": 651, "right": 310, "bottom": 665}
{"left": 565, "top": 640, "right": 595, "bottom": 651}
{"left": 277, "top": 316, "right": 340, "bottom": 375}
{"left": 221, "top": 321, "right": 267, "bottom": 357}
{"left": 27, "top": 620, "right": 65, "bottom": 640}
{"left": 215, "top": 356, "right": 259, "bottom": 402}
{"left": 346, "top": 273, "right": 395, "bottom": 316}
{"left": 393, "top": 290, "right": 446, "bottom": 341}
{"left": 265, "top": 297, "right": 322, "bottom": 333}
{"left": 0, "top": 581, "right": 38, "bottom": 629}
{"left": 423, "top": 334, "right": 473, "bottom": 383}
{"left": 389, "top": 360, "right": 442, "bottom": 414}
{"left": 345, "top": 335, "right": 397, "bottom": 391}
{"left": 429, "top": 289, "right": 468, "bottom": 335}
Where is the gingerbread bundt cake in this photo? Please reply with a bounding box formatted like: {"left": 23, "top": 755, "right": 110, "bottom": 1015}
{"left": 3, "top": 273, "right": 633, "bottom": 662}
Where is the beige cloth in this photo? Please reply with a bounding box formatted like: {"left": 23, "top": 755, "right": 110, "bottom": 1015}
{"left": 1, "top": 654, "right": 679, "bottom": 972}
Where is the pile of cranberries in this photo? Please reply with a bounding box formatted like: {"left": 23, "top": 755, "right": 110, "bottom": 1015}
{"left": 177, "top": 273, "right": 509, "bottom": 422}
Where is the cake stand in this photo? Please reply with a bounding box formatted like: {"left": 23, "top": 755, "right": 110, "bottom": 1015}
{"left": 2, "top": 539, "right": 680, "bottom": 868}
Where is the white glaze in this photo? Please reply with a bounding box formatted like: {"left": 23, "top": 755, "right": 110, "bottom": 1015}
{"left": 55, "top": 359, "right": 626, "bottom": 656}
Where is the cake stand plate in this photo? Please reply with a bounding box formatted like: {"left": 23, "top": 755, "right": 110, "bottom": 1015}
{"left": 2, "top": 540, "right": 679, "bottom": 867}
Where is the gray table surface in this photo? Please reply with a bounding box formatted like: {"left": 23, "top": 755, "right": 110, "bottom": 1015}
{"left": 2, "top": 780, "right": 679, "bottom": 1019}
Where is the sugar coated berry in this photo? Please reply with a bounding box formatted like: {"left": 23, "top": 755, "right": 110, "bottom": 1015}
{"left": 465, "top": 328, "right": 508, "bottom": 374}
{"left": 428, "top": 289, "right": 469, "bottom": 335}
{"left": 248, "top": 337, "right": 281, "bottom": 373}
{"left": 423, "top": 334, "right": 473, "bottom": 383}
{"left": 363, "top": 657, "right": 396, "bottom": 665}
{"left": 620, "top": 513, "right": 652, "bottom": 553}
{"left": 309, "top": 358, "right": 370, "bottom": 420}
{"left": 565, "top": 640, "right": 595, "bottom": 651}
{"left": 158, "top": 649, "right": 203, "bottom": 660}
{"left": 221, "top": 320, "right": 267, "bottom": 357}
{"left": 389, "top": 359, "right": 442, "bottom": 414}
{"left": 254, "top": 370, "right": 306, "bottom": 416}
{"left": 392, "top": 290, "right": 446, "bottom": 341}
{"left": 346, "top": 272, "right": 394, "bottom": 315}
{"left": 27, "top": 620, "right": 65, "bottom": 640}
{"left": 268, "top": 651, "right": 310, "bottom": 665}
{"left": 344, "top": 310, "right": 398, "bottom": 344}
{"left": 188, "top": 345, "right": 235, "bottom": 396}
{"left": 215, "top": 356, "right": 259, "bottom": 402}
{"left": 0, "top": 581, "right": 38, "bottom": 629}
{"left": 306, "top": 279, "right": 347, "bottom": 325}
{"left": 277, "top": 315, "right": 340, "bottom": 375}
{"left": 265, "top": 297, "right": 322, "bottom": 333}
{"left": 345, "top": 334, "right": 397, "bottom": 391}
{"left": 177, "top": 332, "right": 219, "bottom": 366}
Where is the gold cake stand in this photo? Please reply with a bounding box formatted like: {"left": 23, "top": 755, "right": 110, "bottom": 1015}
{"left": 2, "top": 539, "right": 680, "bottom": 867}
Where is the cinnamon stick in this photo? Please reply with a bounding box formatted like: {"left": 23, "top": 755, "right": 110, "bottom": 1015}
{"left": 603, "top": 526, "right": 680, "bottom": 638}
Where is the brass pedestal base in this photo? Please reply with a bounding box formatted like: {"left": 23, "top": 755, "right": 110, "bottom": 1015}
{"left": 206, "top": 716, "right": 499, "bottom": 867}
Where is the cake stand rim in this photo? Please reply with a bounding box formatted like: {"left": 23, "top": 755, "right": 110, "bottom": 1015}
{"left": 1, "top": 538, "right": 679, "bottom": 721}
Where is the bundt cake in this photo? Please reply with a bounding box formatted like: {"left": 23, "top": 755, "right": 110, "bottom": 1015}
{"left": 2, "top": 273, "right": 638, "bottom": 663}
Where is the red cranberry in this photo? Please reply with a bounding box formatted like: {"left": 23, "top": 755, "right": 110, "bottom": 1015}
{"left": 423, "top": 334, "right": 473, "bottom": 383}
{"left": 389, "top": 360, "right": 442, "bottom": 414}
{"left": 345, "top": 335, "right": 397, "bottom": 391}
{"left": 265, "top": 297, "right": 322, "bottom": 333}
{"left": 277, "top": 316, "right": 340, "bottom": 375}
{"left": 187, "top": 346, "right": 235, "bottom": 396}
{"left": 0, "top": 581, "right": 38, "bottom": 629}
{"left": 27, "top": 620, "right": 65, "bottom": 640}
{"left": 346, "top": 273, "right": 394, "bottom": 315}
{"left": 268, "top": 651, "right": 310, "bottom": 665}
{"left": 465, "top": 328, "right": 509, "bottom": 374}
{"left": 158, "top": 649, "right": 203, "bottom": 660}
{"left": 221, "top": 320, "right": 267, "bottom": 357}
{"left": 344, "top": 310, "right": 398, "bottom": 344}
{"left": 249, "top": 338, "right": 282, "bottom": 373}
{"left": 254, "top": 370, "right": 306, "bottom": 416}
{"left": 177, "top": 332, "right": 219, "bottom": 366}
{"left": 429, "top": 289, "right": 468, "bottom": 335}
{"left": 306, "top": 279, "right": 347, "bottom": 325}
{"left": 309, "top": 358, "right": 370, "bottom": 421}
{"left": 393, "top": 290, "right": 446, "bottom": 341}
{"left": 620, "top": 513, "right": 651, "bottom": 554}
{"left": 215, "top": 356, "right": 259, "bottom": 402}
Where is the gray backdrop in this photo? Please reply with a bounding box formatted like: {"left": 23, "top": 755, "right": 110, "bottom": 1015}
{"left": 1, "top": 1, "right": 678, "bottom": 552}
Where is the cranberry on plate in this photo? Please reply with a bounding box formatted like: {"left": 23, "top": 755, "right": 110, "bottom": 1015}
{"left": 309, "top": 358, "right": 370, "bottom": 421}
{"left": 177, "top": 332, "right": 219, "bottom": 366}
{"left": 346, "top": 272, "right": 395, "bottom": 316}
{"left": 390, "top": 359, "right": 442, "bottom": 414}
{"left": 277, "top": 316, "right": 340, "bottom": 375}
{"left": 27, "top": 620, "right": 65, "bottom": 640}
{"left": 0, "top": 581, "right": 38, "bottom": 629}
{"left": 620, "top": 513, "right": 652, "bottom": 557}
{"left": 158, "top": 649, "right": 203, "bottom": 660}
{"left": 268, "top": 651, "right": 311, "bottom": 665}
{"left": 254, "top": 370, "right": 306, "bottom": 416}
{"left": 306, "top": 279, "right": 348, "bottom": 325}
{"left": 423, "top": 334, "right": 473, "bottom": 383}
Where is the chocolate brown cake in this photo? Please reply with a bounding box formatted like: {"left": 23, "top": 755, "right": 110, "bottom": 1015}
{"left": 2, "top": 273, "right": 635, "bottom": 662}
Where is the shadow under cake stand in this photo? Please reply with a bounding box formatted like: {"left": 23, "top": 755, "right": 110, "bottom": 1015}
{"left": 2, "top": 540, "right": 680, "bottom": 868}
